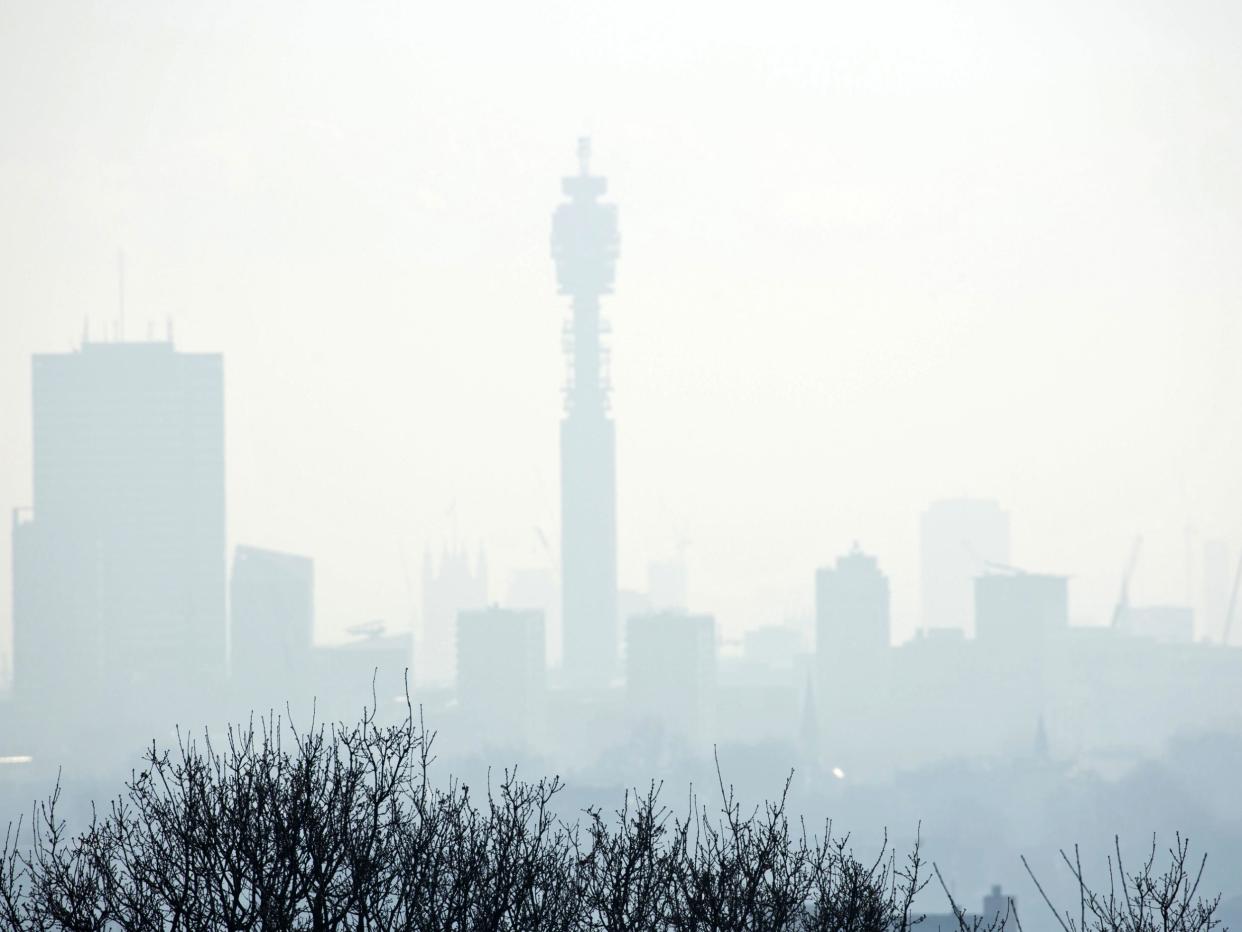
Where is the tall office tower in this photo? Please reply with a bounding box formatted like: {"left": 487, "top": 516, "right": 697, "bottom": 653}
{"left": 815, "top": 545, "right": 891, "bottom": 758}
{"left": 626, "top": 611, "right": 716, "bottom": 752}
{"left": 456, "top": 607, "right": 546, "bottom": 749}
{"left": 983, "top": 886, "right": 1016, "bottom": 932}
{"left": 420, "top": 544, "right": 487, "bottom": 687}
{"left": 12, "top": 339, "right": 225, "bottom": 741}
{"left": 229, "top": 546, "right": 314, "bottom": 710}
{"left": 920, "top": 498, "right": 1010, "bottom": 636}
{"left": 817, "top": 545, "right": 891, "bottom": 661}
{"left": 552, "top": 138, "right": 620, "bottom": 687}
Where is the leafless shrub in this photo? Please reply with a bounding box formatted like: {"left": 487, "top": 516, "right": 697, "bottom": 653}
{"left": 1020, "top": 836, "right": 1220, "bottom": 932}
{"left": 0, "top": 693, "right": 1226, "bottom": 932}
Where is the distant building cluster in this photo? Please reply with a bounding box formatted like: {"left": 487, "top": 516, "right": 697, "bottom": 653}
{"left": 4, "top": 142, "right": 1242, "bottom": 784}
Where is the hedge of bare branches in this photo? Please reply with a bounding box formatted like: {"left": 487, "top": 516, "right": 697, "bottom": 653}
{"left": 0, "top": 697, "right": 1224, "bottom": 932}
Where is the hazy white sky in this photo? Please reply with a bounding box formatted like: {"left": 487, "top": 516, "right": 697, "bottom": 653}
{"left": 2, "top": 0, "right": 1241, "bottom": 653}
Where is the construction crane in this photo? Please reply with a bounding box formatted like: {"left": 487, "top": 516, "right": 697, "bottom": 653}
{"left": 1221, "top": 548, "right": 1242, "bottom": 646}
{"left": 1110, "top": 536, "right": 1143, "bottom": 628}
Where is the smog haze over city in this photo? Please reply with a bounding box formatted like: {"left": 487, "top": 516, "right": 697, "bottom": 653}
{"left": 2, "top": 2, "right": 1242, "bottom": 929}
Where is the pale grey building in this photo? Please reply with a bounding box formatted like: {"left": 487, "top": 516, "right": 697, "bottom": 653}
{"left": 626, "top": 611, "right": 716, "bottom": 752}
{"left": 974, "top": 571, "right": 1068, "bottom": 646}
{"left": 1116, "top": 604, "right": 1194, "bottom": 643}
{"left": 11, "top": 338, "right": 225, "bottom": 757}
{"left": 456, "top": 607, "right": 546, "bottom": 748}
{"left": 229, "top": 545, "right": 314, "bottom": 710}
{"left": 815, "top": 545, "right": 891, "bottom": 764}
{"left": 314, "top": 624, "right": 413, "bottom": 717}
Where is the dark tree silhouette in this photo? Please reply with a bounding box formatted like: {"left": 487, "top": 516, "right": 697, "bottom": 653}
{"left": 0, "top": 693, "right": 1226, "bottom": 932}
{"left": 1018, "top": 837, "right": 1221, "bottom": 932}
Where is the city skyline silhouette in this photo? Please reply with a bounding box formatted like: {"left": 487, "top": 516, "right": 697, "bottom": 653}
{"left": 4, "top": 3, "right": 1242, "bottom": 658}
{"left": 2, "top": 3, "right": 1242, "bottom": 924}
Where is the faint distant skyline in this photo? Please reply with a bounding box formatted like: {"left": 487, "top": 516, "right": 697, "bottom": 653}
{"left": 3, "top": 1, "right": 1241, "bottom": 650}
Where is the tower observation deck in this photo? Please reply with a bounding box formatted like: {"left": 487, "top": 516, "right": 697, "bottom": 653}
{"left": 552, "top": 138, "right": 620, "bottom": 686}
{"left": 552, "top": 138, "right": 619, "bottom": 414}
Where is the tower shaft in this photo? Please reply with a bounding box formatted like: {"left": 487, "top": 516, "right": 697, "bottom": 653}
{"left": 552, "top": 139, "right": 620, "bottom": 686}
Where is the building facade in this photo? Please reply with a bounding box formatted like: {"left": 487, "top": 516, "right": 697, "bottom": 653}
{"left": 626, "top": 611, "right": 717, "bottom": 753}
{"left": 229, "top": 545, "right": 314, "bottom": 711}
{"left": 815, "top": 545, "right": 891, "bottom": 766}
{"left": 12, "top": 339, "right": 225, "bottom": 756}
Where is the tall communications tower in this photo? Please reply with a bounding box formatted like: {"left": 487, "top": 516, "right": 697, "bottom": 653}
{"left": 552, "top": 138, "right": 620, "bottom": 687}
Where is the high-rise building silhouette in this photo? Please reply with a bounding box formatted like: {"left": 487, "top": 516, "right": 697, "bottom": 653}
{"left": 982, "top": 886, "right": 1016, "bottom": 931}
{"left": 229, "top": 545, "right": 314, "bottom": 710}
{"left": 815, "top": 544, "right": 891, "bottom": 764}
{"left": 11, "top": 339, "right": 225, "bottom": 749}
{"left": 920, "top": 498, "right": 1010, "bottom": 636}
{"left": 552, "top": 138, "right": 620, "bottom": 686}
{"left": 816, "top": 545, "right": 891, "bottom": 664}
